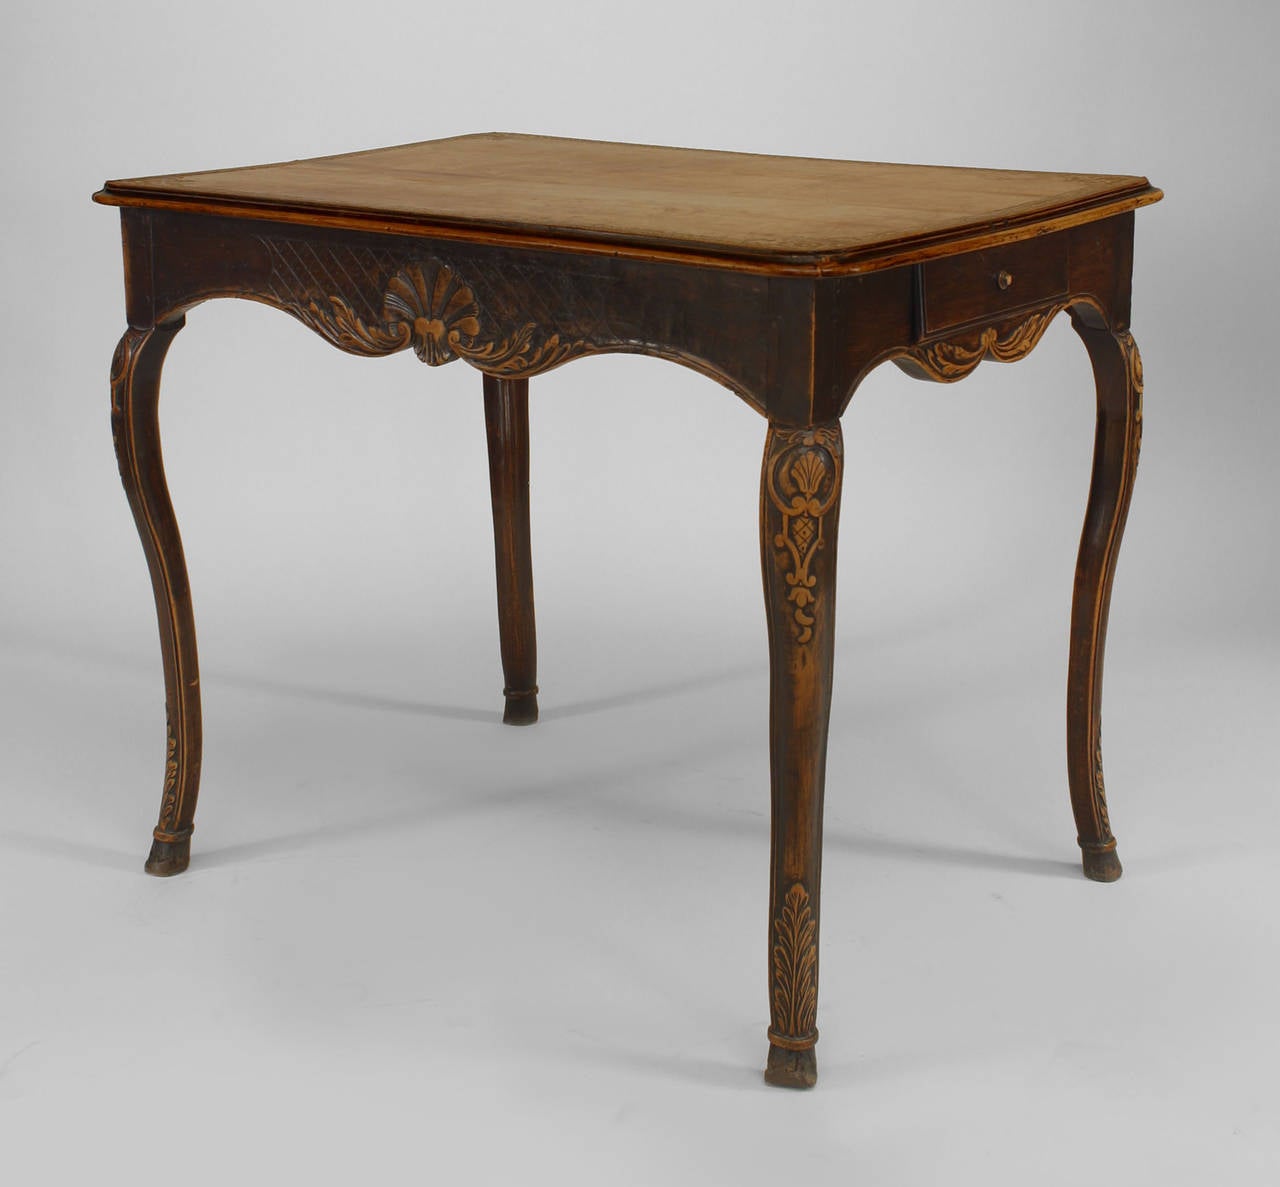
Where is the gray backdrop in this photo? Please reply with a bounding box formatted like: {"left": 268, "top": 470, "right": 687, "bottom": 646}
{"left": 2, "top": 2, "right": 1277, "bottom": 1183}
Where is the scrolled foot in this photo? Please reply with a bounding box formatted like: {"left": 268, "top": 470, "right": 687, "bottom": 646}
{"left": 502, "top": 688, "right": 539, "bottom": 726}
{"left": 765, "top": 1042, "right": 817, "bottom": 1089}
{"left": 145, "top": 836, "right": 191, "bottom": 877}
{"left": 1081, "top": 843, "right": 1123, "bottom": 883}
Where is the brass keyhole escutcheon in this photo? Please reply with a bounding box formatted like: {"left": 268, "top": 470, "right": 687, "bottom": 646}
{"left": 997, "top": 270, "right": 1013, "bottom": 290}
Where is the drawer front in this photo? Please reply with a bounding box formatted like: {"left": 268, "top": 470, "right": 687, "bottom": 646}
{"left": 921, "top": 235, "right": 1068, "bottom": 335}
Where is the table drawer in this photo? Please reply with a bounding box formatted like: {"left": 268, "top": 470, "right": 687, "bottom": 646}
{"left": 921, "top": 235, "right": 1068, "bottom": 335}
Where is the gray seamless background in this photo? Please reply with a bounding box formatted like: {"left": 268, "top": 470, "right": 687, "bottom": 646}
{"left": 2, "top": 2, "right": 1278, "bottom": 1183}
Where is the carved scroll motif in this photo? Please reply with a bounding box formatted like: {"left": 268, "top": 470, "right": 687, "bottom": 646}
{"left": 109, "top": 326, "right": 143, "bottom": 400}
{"left": 260, "top": 240, "right": 586, "bottom": 376}
{"left": 764, "top": 426, "right": 843, "bottom": 645}
{"left": 159, "top": 714, "right": 179, "bottom": 833}
{"left": 770, "top": 882, "right": 818, "bottom": 1045}
{"left": 1119, "top": 330, "right": 1144, "bottom": 481}
{"left": 109, "top": 327, "right": 145, "bottom": 482}
{"left": 1082, "top": 330, "right": 1141, "bottom": 845}
{"left": 904, "top": 304, "right": 1065, "bottom": 382}
{"left": 1091, "top": 736, "right": 1112, "bottom": 836}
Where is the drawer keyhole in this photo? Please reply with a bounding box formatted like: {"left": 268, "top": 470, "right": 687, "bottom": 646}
{"left": 997, "top": 270, "right": 1014, "bottom": 290}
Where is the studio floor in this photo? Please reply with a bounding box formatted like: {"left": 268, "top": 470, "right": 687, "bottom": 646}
{"left": 2, "top": 612, "right": 1275, "bottom": 1185}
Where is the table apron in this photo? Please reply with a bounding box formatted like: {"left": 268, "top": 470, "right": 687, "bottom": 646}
{"left": 119, "top": 209, "right": 1136, "bottom": 424}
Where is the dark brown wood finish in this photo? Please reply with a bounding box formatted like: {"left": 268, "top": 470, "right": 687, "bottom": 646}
{"left": 483, "top": 375, "right": 538, "bottom": 725}
{"left": 96, "top": 136, "right": 1160, "bottom": 1087}
{"left": 1065, "top": 319, "right": 1144, "bottom": 882}
{"left": 110, "top": 317, "right": 200, "bottom": 876}
{"left": 760, "top": 423, "right": 843, "bottom": 1088}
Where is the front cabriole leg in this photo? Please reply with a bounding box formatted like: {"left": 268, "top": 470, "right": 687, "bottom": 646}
{"left": 760, "top": 420, "right": 844, "bottom": 1088}
{"left": 1067, "top": 317, "right": 1144, "bottom": 882}
{"left": 111, "top": 320, "right": 203, "bottom": 875}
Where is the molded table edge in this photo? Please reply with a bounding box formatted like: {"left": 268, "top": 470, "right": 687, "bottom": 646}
{"left": 93, "top": 185, "right": 1163, "bottom": 277}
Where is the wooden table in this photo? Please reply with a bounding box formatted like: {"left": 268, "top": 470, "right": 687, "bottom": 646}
{"left": 95, "top": 134, "right": 1161, "bottom": 1088}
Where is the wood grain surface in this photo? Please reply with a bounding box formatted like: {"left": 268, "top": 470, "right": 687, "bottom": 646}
{"left": 95, "top": 133, "right": 1161, "bottom": 274}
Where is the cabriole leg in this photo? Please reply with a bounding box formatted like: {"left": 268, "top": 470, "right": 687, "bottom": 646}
{"left": 483, "top": 374, "right": 538, "bottom": 725}
{"left": 759, "top": 420, "right": 844, "bottom": 1087}
{"left": 1067, "top": 320, "right": 1144, "bottom": 882}
{"left": 111, "top": 320, "right": 203, "bottom": 876}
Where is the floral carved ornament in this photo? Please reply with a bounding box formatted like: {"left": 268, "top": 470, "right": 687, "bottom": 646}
{"left": 764, "top": 427, "right": 843, "bottom": 645}
{"left": 277, "top": 255, "right": 584, "bottom": 376}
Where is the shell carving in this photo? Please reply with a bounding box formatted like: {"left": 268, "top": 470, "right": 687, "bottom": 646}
{"left": 384, "top": 264, "right": 482, "bottom": 365}
{"left": 764, "top": 426, "right": 843, "bottom": 645}
{"left": 259, "top": 239, "right": 587, "bottom": 377}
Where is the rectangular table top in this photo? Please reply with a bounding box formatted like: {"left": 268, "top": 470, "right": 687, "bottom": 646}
{"left": 95, "top": 133, "right": 1161, "bottom": 275}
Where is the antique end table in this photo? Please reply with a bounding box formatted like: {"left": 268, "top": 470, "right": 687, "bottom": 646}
{"left": 96, "top": 133, "right": 1161, "bottom": 1088}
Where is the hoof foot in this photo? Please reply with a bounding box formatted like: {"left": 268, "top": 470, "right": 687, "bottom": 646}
{"left": 502, "top": 691, "right": 539, "bottom": 726}
{"left": 764, "top": 1043, "right": 817, "bottom": 1089}
{"left": 145, "top": 837, "right": 190, "bottom": 877}
{"left": 1081, "top": 845, "right": 1122, "bottom": 883}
